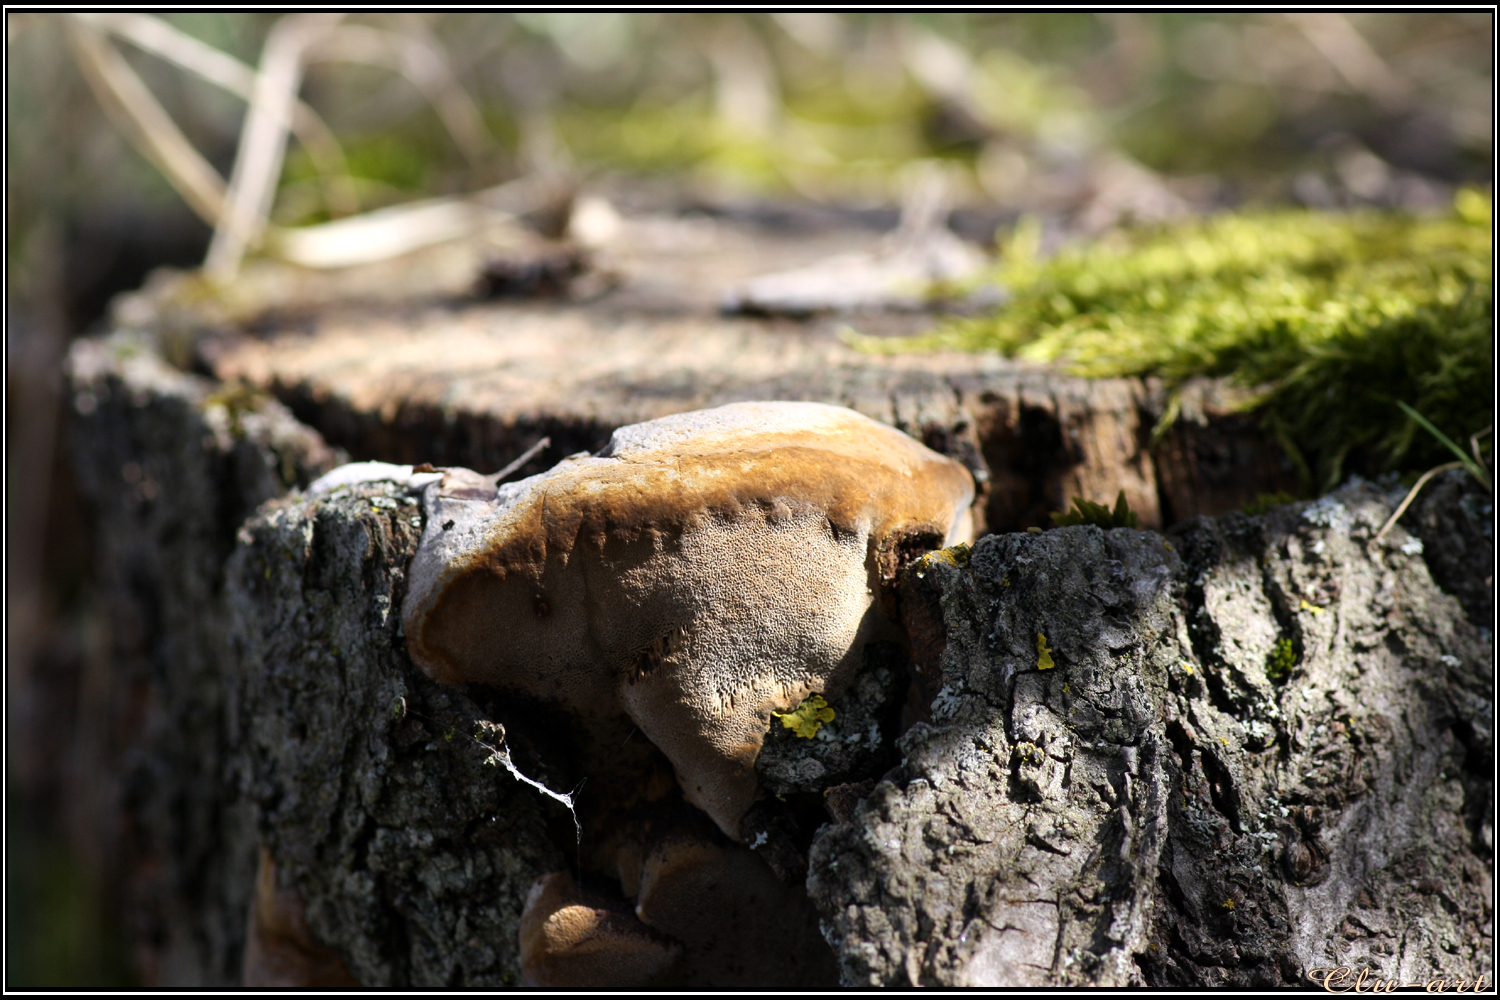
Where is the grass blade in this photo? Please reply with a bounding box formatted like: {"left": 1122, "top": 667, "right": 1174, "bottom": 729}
{"left": 1396, "top": 400, "right": 1491, "bottom": 490}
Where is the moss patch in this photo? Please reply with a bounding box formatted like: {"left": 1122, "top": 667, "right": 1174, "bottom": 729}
{"left": 1051, "top": 490, "right": 1139, "bottom": 529}
{"left": 203, "top": 381, "right": 270, "bottom": 437}
{"left": 865, "top": 193, "right": 1493, "bottom": 492}
{"left": 1242, "top": 491, "right": 1297, "bottom": 516}
{"left": 1266, "top": 636, "right": 1297, "bottom": 684}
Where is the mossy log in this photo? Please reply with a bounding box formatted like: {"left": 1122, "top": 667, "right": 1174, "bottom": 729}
{"left": 120, "top": 209, "right": 1298, "bottom": 536}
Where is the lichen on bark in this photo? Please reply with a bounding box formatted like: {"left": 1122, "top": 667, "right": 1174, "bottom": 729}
{"left": 808, "top": 482, "right": 1492, "bottom": 987}
{"left": 228, "top": 484, "right": 565, "bottom": 987}
{"left": 66, "top": 326, "right": 1491, "bottom": 987}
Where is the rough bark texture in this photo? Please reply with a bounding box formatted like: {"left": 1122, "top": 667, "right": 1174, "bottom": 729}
{"left": 211, "top": 468, "right": 1491, "bottom": 988}
{"left": 228, "top": 486, "right": 563, "bottom": 987}
{"left": 810, "top": 483, "right": 1492, "bottom": 987}
{"left": 64, "top": 332, "right": 343, "bottom": 985}
{"left": 62, "top": 227, "right": 1490, "bottom": 986}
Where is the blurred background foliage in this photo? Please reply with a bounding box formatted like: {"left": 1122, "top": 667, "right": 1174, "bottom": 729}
{"left": 7, "top": 12, "right": 1493, "bottom": 306}
{"left": 4, "top": 11, "right": 1492, "bottom": 987}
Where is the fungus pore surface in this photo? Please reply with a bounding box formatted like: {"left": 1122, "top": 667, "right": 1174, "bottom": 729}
{"left": 401, "top": 401, "right": 974, "bottom": 837}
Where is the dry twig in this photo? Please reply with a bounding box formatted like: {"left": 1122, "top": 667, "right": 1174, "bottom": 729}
{"left": 310, "top": 23, "right": 495, "bottom": 167}
{"left": 205, "top": 13, "right": 345, "bottom": 281}
{"left": 64, "top": 17, "right": 228, "bottom": 228}
{"left": 1372, "top": 461, "right": 1464, "bottom": 544}
{"left": 77, "top": 12, "right": 360, "bottom": 217}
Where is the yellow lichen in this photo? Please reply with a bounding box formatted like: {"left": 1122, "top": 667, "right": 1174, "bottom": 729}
{"left": 773, "top": 694, "right": 835, "bottom": 739}
{"left": 917, "top": 542, "right": 973, "bottom": 571}
{"left": 1036, "top": 633, "right": 1055, "bottom": 671}
{"left": 1299, "top": 598, "right": 1326, "bottom": 616}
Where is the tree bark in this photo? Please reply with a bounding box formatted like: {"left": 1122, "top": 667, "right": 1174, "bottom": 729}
{"left": 61, "top": 223, "right": 1491, "bottom": 985}
{"left": 228, "top": 484, "right": 561, "bottom": 986}
{"left": 212, "top": 456, "right": 1491, "bottom": 988}
{"left": 815, "top": 486, "right": 1492, "bottom": 986}
{"left": 64, "top": 332, "right": 342, "bottom": 985}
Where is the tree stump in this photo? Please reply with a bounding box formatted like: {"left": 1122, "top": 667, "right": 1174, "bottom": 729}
{"left": 62, "top": 206, "right": 1490, "bottom": 986}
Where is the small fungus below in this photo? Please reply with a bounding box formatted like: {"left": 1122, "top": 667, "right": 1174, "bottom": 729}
{"left": 242, "top": 849, "right": 359, "bottom": 988}
{"left": 519, "top": 872, "right": 681, "bottom": 988}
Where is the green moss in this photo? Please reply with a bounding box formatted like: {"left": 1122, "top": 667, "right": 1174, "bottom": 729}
{"left": 1050, "top": 490, "right": 1139, "bottom": 529}
{"left": 550, "top": 80, "right": 948, "bottom": 192}
{"left": 203, "top": 382, "right": 269, "bottom": 437}
{"left": 1242, "top": 491, "right": 1297, "bottom": 516}
{"left": 6, "top": 795, "right": 134, "bottom": 987}
{"left": 277, "top": 130, "right": 449, "bottom": 225}
{"left": 865, "top": 196, "right": 1493, "bottom": 492}
{"left": 1266, "top": 636, "right": 1297, "bottom": 683}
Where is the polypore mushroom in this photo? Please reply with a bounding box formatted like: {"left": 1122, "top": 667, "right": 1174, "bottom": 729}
{"left": 401, "top": 401, "right": 973, "bottom": 838}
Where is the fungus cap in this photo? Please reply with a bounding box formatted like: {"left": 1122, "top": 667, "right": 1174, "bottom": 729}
{"left": 400, "top": 401, "right": 973, "bottom": 836}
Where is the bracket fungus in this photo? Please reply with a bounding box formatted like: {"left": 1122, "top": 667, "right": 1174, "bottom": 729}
{"left": 401, "top": 401, "right": 974, "bottom": 839}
